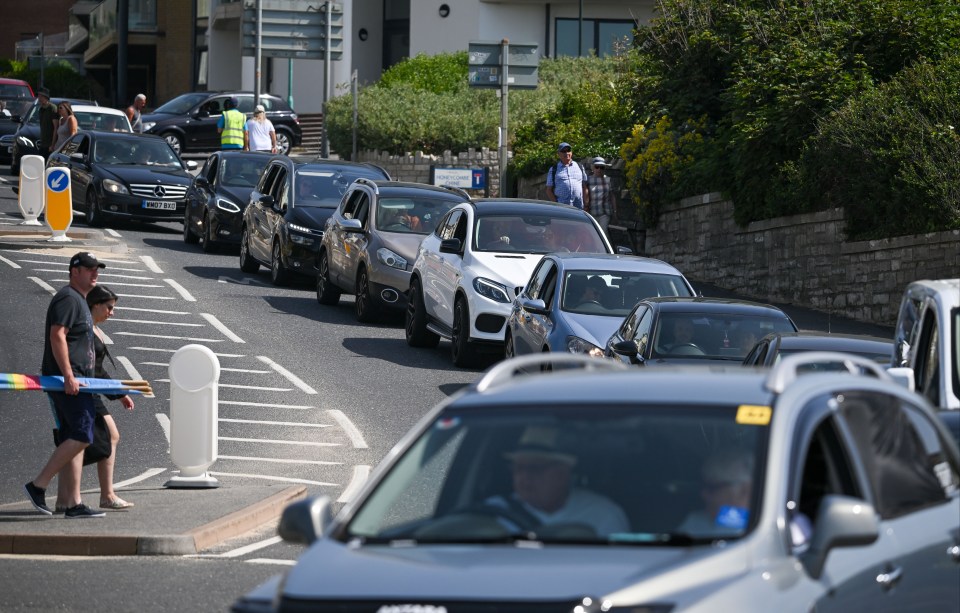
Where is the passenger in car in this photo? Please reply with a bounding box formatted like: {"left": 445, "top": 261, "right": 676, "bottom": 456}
{"left": 677, "top": 448, "right": 754, "bottom": 537}
{"left": 486, "top": 426, "right": 630, "bottom": 537}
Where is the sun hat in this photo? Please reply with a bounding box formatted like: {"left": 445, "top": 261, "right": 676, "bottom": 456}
{"left": 591, "top": 156, "right": 607, "bottom": 167}
{"left": 254, "top": 104, "right": 265, "bottom": 113}
{"left": 503, "top": 426, "right": 577, "bottom": 466}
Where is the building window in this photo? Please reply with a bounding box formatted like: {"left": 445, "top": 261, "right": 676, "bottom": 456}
{"left": 555, "top": 18, "right": 634, "bottom": 57}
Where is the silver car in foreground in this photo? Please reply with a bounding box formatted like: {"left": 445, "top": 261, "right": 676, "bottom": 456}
{"left": 235, "top": 352, "right": 959, "bottom": 612}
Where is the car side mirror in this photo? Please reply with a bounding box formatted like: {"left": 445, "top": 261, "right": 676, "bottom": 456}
{"left": 612, "top": 339, "right": 644, "bottom": 365}
{"left": 520, "top": 297, "right": 548, "bottom": 315}
{"left": 194, "top": 177, "right": 210, "bottom": 189}
{"left": 69, "top": 152, "right": 85, "bottom": 162}
{"left": 338, "top": 218, "right": 363, "bottom": 232}
{"left": 258, "top": 194, "right": 275, "bottom": 208}
{"left": 799, "top": 495, "right": 879, "bottom": 580}
{"left": 616, "top": 245, "right": 633, "bottom": 255}
{"left": 440, "top": 238, "right": 462, "bottom": 254}
{"left": 278, "top": 496, "right": 333, "bottom": 545}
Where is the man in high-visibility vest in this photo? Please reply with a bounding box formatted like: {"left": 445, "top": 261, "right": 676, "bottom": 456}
{"left": 217, "top": 97, "right": 246, "bottom": 150}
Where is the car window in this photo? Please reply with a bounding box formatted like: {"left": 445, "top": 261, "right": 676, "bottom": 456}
{"left": 221, "top": 156, "right": 266, "bottom": 188}
{"left": 293, "top": 167, "right": 386, "bottom": 208}
{"left": 153, "top": 92, "right": 209, "bottom": 114}
{"left": 204, "top": 156, "right": 218, "bottom": 184}
{"left": 540, "top": 265, "right": 559, "bottom": 306}
{"left": 354, "top": 193, "right": 371, "bottom": 228}
{"left": 273, "top": 169, "right": 289, "bottom": 208}
{"left": 838, "top": 390, "right": 953, "bottom": 519}
{"left": 452, "top": 211, "right": 468, "bottom": 244}
{"left": 236, "top": 96, "right": 255, "bottom": 113}
{"left": 74, "top": 135, "right": 90, "bottom": 156}
{"left": 259, "top": 164, "right": 282, "bottom": 195}
{"left": 562, "top": 271, "right": 693, "bottom": 316}
{"left": 914, "top": 314, "right": 941, "bottom": 406}
{"left": 524, "top": 259, "right": 553, "bottom": 300}
{"left": 341, "top": 189, "right": 363, "bottom": 219}
{"left": 73, "top": 111, "right": 131, "bottom": 133}
{"left": 618, "top": 304, "right": 648, "bottom": 342}
{"left": 439, "top": 210, "right": 462, "bottom": 241}
{"left": 631, "top": 309, "right": 654, "bottom": 354}
{"left": 652, "top": 313, "right": 796, "bottom": 361}
{"left": 474, "top": 214, "right": 608, "bottom": 254}
{"left": 206, "top": 97, "right": 228, "bottom": 116}
{"left": 375, "top": 196, "right": 461, "bottom": 235}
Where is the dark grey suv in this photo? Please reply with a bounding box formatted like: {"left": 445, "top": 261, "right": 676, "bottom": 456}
{"left": 141, "top": 91, "right": 302, "bottom": 156}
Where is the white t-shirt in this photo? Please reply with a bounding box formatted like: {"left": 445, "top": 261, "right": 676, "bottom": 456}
{"left": 487, "top": 488, "right": 630, "bottom": 536}
{"left": 246, "top": 118, "right": 275, "bottom": 151}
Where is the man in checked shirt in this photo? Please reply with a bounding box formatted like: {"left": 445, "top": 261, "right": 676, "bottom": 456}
{"left": 545, "top": 142, "right": 590, "bottom": 210}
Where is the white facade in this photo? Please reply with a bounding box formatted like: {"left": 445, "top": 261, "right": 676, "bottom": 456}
{"left": 205, "top": 0, "right": 655, "bottom": 114}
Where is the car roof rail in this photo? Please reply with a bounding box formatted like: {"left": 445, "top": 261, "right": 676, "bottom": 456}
{"left": 438, "top": 184, "right": 472, "bottom": 201}
{"left": 474, "top": 354, "right": 629, "bottom": 393}
{"left": 765, "top": 351, "right": 893, "bottom": 394}
{"left": 353, "top": 176, "right": 379, "bottom": 194}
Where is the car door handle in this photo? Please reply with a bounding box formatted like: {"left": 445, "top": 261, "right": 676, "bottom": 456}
{"left": 876, "top": 566, "right": 903, "bottom": 589}
{"left": 948, "top": 544, "right": 960, "bottom": 562}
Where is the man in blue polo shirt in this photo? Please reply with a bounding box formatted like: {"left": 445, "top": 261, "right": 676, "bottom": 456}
{"left": 545, "top": 142, "right": 590, "bottom": 210}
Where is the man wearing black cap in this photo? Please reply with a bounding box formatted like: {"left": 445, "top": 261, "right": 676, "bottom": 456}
{"left": 24, "top": 252, "right": 107, "bottom": 518}
{"left": 36, "top": 87, "right": 58, "bottom": 160}
{"left": 545, "top": 142, "right": 590, "bottom": 210}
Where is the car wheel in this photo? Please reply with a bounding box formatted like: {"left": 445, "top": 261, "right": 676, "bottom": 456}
{"left": 86, "top": 190, "right": 105, "bottom": 227}
{"left": 451, "top": 297, "right": 477, "bottom": 368}
{"left": 316, "top": 250, "right": 341, "bottom": 305}
{"left": 275, "top": 130, "right": 292, "bottom": 155}
{"left": 183, "top": 208, "right": 199, "bottom": 244}
{"left": 405, "top": 280, "right": 440, "bottom": 348}
{"left": 504, "top": 330, "right": 516, "bottom": 361}
{"left": 162, "top": 132, "right": 183, "bottom": 156}
{"left": 239, "top": 227, "right": 260, "bottom": 273}
{"left": 354, "top": 267, "right": 380, "bottom": 323}
{"left": 201, "top": 213, "right": 218, "bottom": 253}
{"left": 270, "top": 240, "right": 290, "bottom": 286}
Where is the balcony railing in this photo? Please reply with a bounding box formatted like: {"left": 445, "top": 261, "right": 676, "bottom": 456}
{"left": 89, "top": 0, "right": 158, "bottom": 48}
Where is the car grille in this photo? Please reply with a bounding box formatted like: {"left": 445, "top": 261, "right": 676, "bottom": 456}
{"left": 277, "top": 599, "right": 585, "bottom": 613}
{"left": 476, "top": 314, "right": 506, "bottom": 333}
{"left": 129, "top": 183, "right": 188, "bottom": 199}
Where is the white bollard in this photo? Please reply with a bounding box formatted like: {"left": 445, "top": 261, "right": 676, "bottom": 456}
{"left": 164, "top": 344, "right": 221, "bottom": 489}
{"left": 18, "top": 155, "right": 45, "bottom": 225}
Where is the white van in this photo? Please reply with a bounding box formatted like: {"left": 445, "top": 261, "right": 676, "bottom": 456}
{"left": 893, "top": 278, "right": 959, "bottom": 409}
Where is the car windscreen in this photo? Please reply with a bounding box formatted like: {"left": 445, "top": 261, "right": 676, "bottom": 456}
{"left": 153, "top": 93, "right": 209, "bottom": 114}
{"left": 1, "top": 99, "right": 32, "bottom": 117}
{"left": 94, "top": 138, "right": 182, "bottom": 167}
{"left": 474, "top": 214, "right": 609, "bottom": 254}
{"left": 561, "top": 270, "right": 694, "bottom": 316}
{"left": 221, "top": 156, "right": 269, "bottom": 188}
{"left": 375, "top": 196, "right": 463, "bottom": 235}
{"left": 344, "top": 403, "right": 769, "bottom": 545}
{"left": 294, "top": 167, "right": 387, "bottom": 208}
{"left": 74, "top": 111, "right": 132, "bottom": 133}
{"left": 652, "top": 313, "right": 797, "bottom": 360}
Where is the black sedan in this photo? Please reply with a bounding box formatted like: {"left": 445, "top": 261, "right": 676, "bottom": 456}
{"left": 604, "top": 297, "right": 798, "bottom": 366}
{"left": 742, "top": 332, "right": 894, "bottom": 369}
{"left": 239, "top": 155, "right": 390, "bottom": 285}
{"left": 47, "top": 131, "right": 198, "bottom": 227}
{"left": 183, "top": 150, "right": 273, "bottom": 252}
{"left": 10, "top": 97, "right": 94, "bottom": 175}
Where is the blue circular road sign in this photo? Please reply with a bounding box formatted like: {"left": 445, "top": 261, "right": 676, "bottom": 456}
{"left": 47, "top": 169, "right": 69, "bottom": 193}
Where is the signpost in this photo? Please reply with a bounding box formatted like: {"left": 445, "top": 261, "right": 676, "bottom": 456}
{"left": 469, "top": 40, "right": 539, "bottom": 196}
{"left": 431, "top": 166, "right": 489, "bottom": 196}
{"left": 44, "top": 167, "right": 72, "bottom": 241}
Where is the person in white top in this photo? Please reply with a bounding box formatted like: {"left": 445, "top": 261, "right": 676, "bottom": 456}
{"left": 244, "top": 104, "right": 277, "bottom": 153}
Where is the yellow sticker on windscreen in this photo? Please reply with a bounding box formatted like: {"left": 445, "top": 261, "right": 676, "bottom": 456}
{"left": 736, "top": 405, "right": 772, "bottom": 425}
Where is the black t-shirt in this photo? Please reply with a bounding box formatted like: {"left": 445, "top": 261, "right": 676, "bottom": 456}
{"left": 41, "top": 285, "right": 95, "bottom": 378}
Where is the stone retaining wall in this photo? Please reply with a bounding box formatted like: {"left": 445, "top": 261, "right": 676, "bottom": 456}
{"left": 356, "top": 148, "right": 501, "bottom": 197}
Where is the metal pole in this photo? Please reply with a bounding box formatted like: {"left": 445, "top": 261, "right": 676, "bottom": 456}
{"left": 321, "top": 1, "right": 332, "bottom": 157}
{"left": 118, "top": 0, "right": 128, "bottom": 108}
{"left": 287, "top": 59, "right": 294, "bottom": 109}
{"left": 38, "top": 33, "right": 44, "bottom": 90}
{"left": 578, "top": 0, "right": 583, "bottom": 56}
{"left": 499, "top": 38, "right": 509, "bottom": 197}
{"left": 255, "top": 0, "right": 262, "bottom": 107}
{"left": 351, "top": 69, "right": 358, "bottom": 161}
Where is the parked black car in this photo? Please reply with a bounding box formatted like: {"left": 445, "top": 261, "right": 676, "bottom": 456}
{"left": 10, "top": 97, "right": 96, "bottom": 175}
{"left": 183, "top": 150, "right": 274, "bottom": 252}
{"left": 239, "top": 155, "right": 390, "bottom": 285}
{"left": 742, "top": 332, "right": 894, "bottom": 369}
{"left": 0, "top": 78, "right": 36, "bottom": 164}
{"left": 604, "top": 297, "right": 798, "bottom": 366}
{"left": 141, "top": 91, "right": 302, "bottom": 156}
{"left": 47, "top": 130, "right": 198, "bottom": 226}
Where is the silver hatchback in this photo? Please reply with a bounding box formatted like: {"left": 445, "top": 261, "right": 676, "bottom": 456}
{"left": 235, "top": 353, "right": 960, "bottom": 612}
{"left": 317, "top": 179, "right": 470, "bottom": 322}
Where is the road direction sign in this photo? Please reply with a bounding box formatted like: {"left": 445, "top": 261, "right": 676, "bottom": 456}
{"left": 242, "top": 0, "right": 343, "bottom": 60}
{"left": 468, "top": 41, "right": 539, "bottom": 89}
{"left": 44, "top": 167, "right": 72, "bottom": 241}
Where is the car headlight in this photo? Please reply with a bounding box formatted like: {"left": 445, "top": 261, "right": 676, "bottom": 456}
{"left": 215, "top": 197, "right": 241, "bottom": 213}
{"left": 376, "top": 247, "right": 407, "bottom": 270}
{"left": 288, "top": 223, "right": 319, "bottom": 246}
{"left": 573, "top": 597, "right": 674, "bottom": 613}
{"left": 142, "top": 121, "right": 156, "bottom": 132}
{"left": 473, "top": 277, "right": 510, "bottom": 303}
{"left": 102, "top": 179, "right": 129, "bottom": 195}
{"left": 567, "top": 336, "right": 603, "bottom": 356}
{"left": 16, "top": 135, "right": 35, "bottom": 148}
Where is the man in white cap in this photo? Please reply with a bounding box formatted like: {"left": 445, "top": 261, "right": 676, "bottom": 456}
{"left": 244, "top": 104, "right": 278, "bottom": 153}
{"left": 587, "top": 156, "right": 617, "bottom": 238}
{"left": 545, "top": 142, "right": 590, "bottom": 210}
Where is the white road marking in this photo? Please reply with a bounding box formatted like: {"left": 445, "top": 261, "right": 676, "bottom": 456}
{"left": 0, "top": 254, "right": 21, "bottom": 268}
{"left": 328, "top": 409, "right": 368, "bottom": 449}
{"left": 218, "top": 400, "right": 314, "bottom": 410}
{"left": 111, "top": 318, "right": 204, "bottom": 327}
{"left": 256, "top": 356, "right": 316, "bottom": 394}
{"left": 50, "top": 279, "right": 163, "bottom": 288}
{"left": 105, "top": 228, "right": 121, "bottom": 237}
{"left": 217, "top": 275, "right": 266, "bottom": 286}
{"left": 112, "top": 467, "right": 167, "bottom": 489}
{"left": 28, "top": 276, "right": 57, "bottom": 295}
{"left": 140, "top": 255, "right": 163, "bottom": 273}
{"left": 219, "top": 418, "right": 331, "bottom": 428}
{"left": 34, "top": 268, "right": 155, "bottom": 280}
{"left": 218, "top": 437, "right": 340, "bottom": 447}
{"left": 115, "top": 306, "right": 191, "bottom": 315}
{"left": 338, "top": 465, "right": 372, "bottom": 503}
{"left": 210, "top": 536, "right": 284, "bottom": 559}
{"left": 116, "top": 356, "right": 145, "bottom": 382}
{"left": 218, "top": 455, "right": 341, "bottom": 466}
{"left": 244, "top": 559, "right": 296, "bottom": 567}
{"left": 128, "top": 347, "right": 245, "bottom": 357}
{"left": 100, "top": 330, "right": 113, "bottom": 345}
{"left": 154, "top": 380, "right": 293, "bottom": 391}
{"left": 116, "top": 293, "right": 176, "bottom": 300}
{"left": 164, "top": 278, "right": 196, "bottom": 301}
{"left": 155, "top": 413, "right": 171, "bottom": 445}
{"left": 138, "top": 363, "right": 269, "bottom": 374}
{"left": 208, "top": 471, "right": 338, "bottom": 486}
{"left": 16, "top": 258, "right": 145, "bottom": 272}
{"left": 201, "top": 313, "right": 245, "bottom": 343}
{"left": 114, "top": 332, "right": 225, "bottom": 342}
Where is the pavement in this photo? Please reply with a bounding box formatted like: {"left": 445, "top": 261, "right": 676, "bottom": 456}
{"left": 0, "top": 219, "right": 307, "bottom": 557}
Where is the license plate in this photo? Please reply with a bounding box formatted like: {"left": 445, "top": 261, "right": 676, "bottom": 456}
{"left": 142, "top": 200, "right": 177, "bottom": 211}
{"left": 5, "top": 146, "right": 11, "bottom": 154}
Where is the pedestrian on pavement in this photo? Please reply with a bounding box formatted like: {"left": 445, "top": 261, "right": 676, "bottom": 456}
{"left": 218, "top": 97, "right": 246, "bottom": 150}
{"left": 54, "top": 285, "right": 135, "bottom": 512}
{"left": 126, "top": 93, "right": 146, "bottom": 133}
{"left": 545, "top": 142, "right": 590, "bottom": 210}
{"left": 50, "top": 100, "right": 78, "bottom": 152}
{"left": 35, "top": 87, "right": 58, "bottom": 160}
{"left": 587, "top": 156, "right": 616, "bottom": 238}
{"left": 244, "top": 104, "right": 277, "bottom": 153}
{"left": 24, "top": 252, "right": 108, "bottom": 519}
